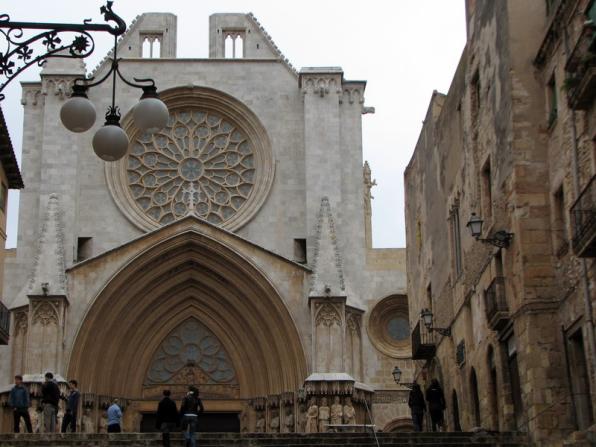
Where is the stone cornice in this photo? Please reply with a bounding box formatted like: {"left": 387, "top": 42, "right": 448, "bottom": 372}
{"left": 299, "top": 68, "right": 343, "bottom": 97}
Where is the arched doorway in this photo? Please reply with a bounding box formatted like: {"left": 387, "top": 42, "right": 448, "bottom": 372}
{"left": 451, "top": 389, "right": 462, "bottom": 432}
{"left": 383, "top": 417, "right": 414, "bottom": 432}
{"left": 67, "top": 229, "right": 308, "bottom": 429}
{"left": 470, "top": 368, "right": 481, "bottom": 427}
{"left": 487, "top": 346, "right": 500, "bottom": 431}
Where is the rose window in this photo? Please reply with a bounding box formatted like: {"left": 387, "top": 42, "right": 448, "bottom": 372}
{"left": 126, "top": 109, "right": 256, "bottom": 226}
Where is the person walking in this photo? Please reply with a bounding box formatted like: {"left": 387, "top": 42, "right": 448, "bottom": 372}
{"left": 156, "top": 390, "right": 178, "bottom": 447}
{"left": 408, "top": 382, "right": 426, "bottom": 432}
{"left": 61, "top": 380, "right": 80, "bottom": 433}
{"left": 179, "top": 386, "right": 204, "bottom": 447}
{"left": 107, "top": 399, "right": 123, "bottom": 433}
{"left": 9, "top": 375, "right": 32, "bottom": 433}
{"left": 425, "top": 379, "right": 446, "bottom": 432}
{"left": 41, "top": 372, "right": 60, "bottom": 433}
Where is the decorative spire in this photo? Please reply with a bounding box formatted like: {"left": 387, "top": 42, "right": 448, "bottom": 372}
{"left": 309, "top": 197, "right": 346, "bottom": 297}
{"left": 27, "top": 194, "right": 67, "bottom": 297}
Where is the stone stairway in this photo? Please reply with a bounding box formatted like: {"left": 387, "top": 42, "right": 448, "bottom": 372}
{"left": 0, "top": 432, "right": 530, "bottom": 446}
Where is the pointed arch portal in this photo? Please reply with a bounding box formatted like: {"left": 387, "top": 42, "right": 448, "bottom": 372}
{"left": 67, "top": 229, "right": 308, "bottom": 402}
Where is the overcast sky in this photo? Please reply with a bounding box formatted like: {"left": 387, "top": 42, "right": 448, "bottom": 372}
{"left": 1, "top": 1, "right": 466, "bottom": 248}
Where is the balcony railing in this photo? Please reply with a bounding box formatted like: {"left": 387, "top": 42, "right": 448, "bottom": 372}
{"left": 572, "top": 175, "right": 596, "bottom": 257}
{"left": 411, "top": 320, "right": 436, "bottom": 360}
{"left": 0, "top": 300, "right": 9, "bottom": 345}
{"left": 565, "top": 11, "right": 596, "bottom": 110}
{"left": 484, "top": 277, "right": 510, "bottom": 332}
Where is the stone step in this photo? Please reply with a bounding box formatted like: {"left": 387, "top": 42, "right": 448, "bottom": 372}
{"left": 0, "top": 433, "right": 530, "bottom": 447}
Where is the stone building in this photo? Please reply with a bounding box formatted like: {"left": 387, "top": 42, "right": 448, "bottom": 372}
{"left": 405, "top": 0, "right": 596, "bottom": 444}
{"left": 0, "top": 107, "right": 24, "bottom": 345}
{"left": 0, "top": 12, "right": 411, "bottom": 433}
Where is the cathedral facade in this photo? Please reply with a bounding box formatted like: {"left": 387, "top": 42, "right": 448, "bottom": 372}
{"left": 0, "top": 13, "right": 409, "bottom": 433}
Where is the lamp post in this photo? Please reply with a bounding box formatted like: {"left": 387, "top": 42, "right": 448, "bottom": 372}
{"left": 420, "top": 308, "right": 451, "bottom": 337}
{"left": 392, "top": 366, "right": 414, "bottom": 390}
{"left": 466, "top": 213, "right": 514, "bottom": 249}
{"left": 0, "top": 1, "right": 169, "bottom": 161}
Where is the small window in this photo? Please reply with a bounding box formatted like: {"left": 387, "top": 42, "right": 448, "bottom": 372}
{"left": 482, "top": 160, "right": 493, "bottom": 219}
{"left": 471, "top": 70, "right": 480, "bottom": 126}
{"left": 450, "top": 205, "right": 463, "bottom": 278}
{"left": 141, "top": 34, "right": 162, "bottom": 58}
{"left": 224, "top": 31, "right": 245, "bottom": 59}
{"left": 548, "top": 74, "right": 558, "bottom": 127}
{"left": 293, "top": 238, "right": 307, "bottom": 264}
{"left": 0, "top": 183, "right": 7, "bottom": 212}
{"left": 552, "top": 184, "right": 568, "bottom": 254}
{"left": 76, "top": 237, "right": 93, "bottom": 262}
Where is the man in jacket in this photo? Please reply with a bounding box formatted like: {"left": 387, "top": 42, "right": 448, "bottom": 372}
{"left": 425, "top": 379, "right": 446, "bottom": 432}
{"left": 9, "top": 375, "right": 32, "bottom": 433}
{"left": 60, "top": 380, "right": 80, "bottom": 433}
{"left": 107, "top": 398, "right": 123, "bottom": 433}
{"left": 156, "top": 390, "right": 178, "bottom": 447}
{"left": 407, "top": 382, "right": 426, "bottom": 432}
{"left": 41, "top": 372, "right": 60, "bottom": 433}
{"left": 179, "top": 386, "right": 204, "bottom": 447}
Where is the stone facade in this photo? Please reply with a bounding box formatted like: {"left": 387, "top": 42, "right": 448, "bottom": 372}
{"left": 405, "top": 0, "right": 596, "bottom": 444}
{"left": 0, "top": 12, "right": 409, "bottom": 433}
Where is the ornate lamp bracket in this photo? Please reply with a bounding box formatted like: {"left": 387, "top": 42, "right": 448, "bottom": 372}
{"left": 0, "top": 1, "right": 126, "bottom": 100}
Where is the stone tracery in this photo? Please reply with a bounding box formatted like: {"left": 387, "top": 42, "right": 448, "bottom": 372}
{"left": 127, "top": 109, "right": 256, "bottom": 226}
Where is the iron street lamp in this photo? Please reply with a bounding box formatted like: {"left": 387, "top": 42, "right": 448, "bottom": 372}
{"left": 392, "top": 366, "right": 414, "bottom": 390}
{"left": 0, "top": 1, "right": 169, "bottom": 162}
{"left": 420, "top": 308, "right": 451, "bottom": 337}
{"left": 466, "top": 213, "right": 514, "bottom": 249}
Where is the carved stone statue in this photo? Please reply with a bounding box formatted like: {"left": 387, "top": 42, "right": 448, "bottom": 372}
{"left": 318, "top": 397, "right": 330, "bottom": 433}
{"left": 270, "top": 409, "right": 280, "bottom": 433}
{"left": 29, "top": 408, "right": 41, "bottom": 433}
{"left": 305, "top": 399, "right": 318, "bottom": 433}
{"left": 82, "top": 408, "right": 95, "bottom": 433}
{"left": 330, "top": 396, "right": 343, "bottom": 425}
{"left": 298, "top": 404, "right": 307, "bottom": 432}
{"left": 343, "top": 397, "right": 356, "bottom": 424}
{"left": 99, "top": 411, "right": 108, "bottom": 433}
{"left": 255, "top": 411, "right": 266, "bottom": 433}
{"left": 284, "top": 406, "right": 295, "bottom": 433}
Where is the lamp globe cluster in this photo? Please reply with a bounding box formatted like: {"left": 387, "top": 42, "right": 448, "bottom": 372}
{"left": 60, "top": 85, "right": 169, "bottom": 162}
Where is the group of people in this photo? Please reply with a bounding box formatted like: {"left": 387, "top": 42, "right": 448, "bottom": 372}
{"left": 407, "top": 378, "right": 446, "bottom": 432}
{"left": 156, "top": 387, "right": 204, "bottom": 447}
{"left": 9, "top": 373, "right": 80, "bottom": 434}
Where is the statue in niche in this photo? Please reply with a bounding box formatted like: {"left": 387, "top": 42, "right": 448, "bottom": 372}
{"left": 284, "top": 406, "right": 295, "bottom": 433}
{"left": 29, "top": 407, "right": 41, "bottom": 433}
{"left": 81, "top": 408, "right": 95, "bottom": 433}
{"left": 297, "top": 404, "right": 307, "bottom": 432}
{"left": 343, "top": 397, "right": 356, "bottom": 425}
{"left": 330, "top": 396, "right": 343, "bottom": 425}
{"left": 255, "top": 411, "right": 265, "bottom": 433}
{"left": 270, "top": 409, "right": 280, "bottom": 433}
{"left": 99, "top": 411, "right": 108, "bottom": 433}
{"left": 318, "top": 397, "right": 330, "bottom": 433}
{"left": 305, "top": 399, "right": 318, "bottom": 433}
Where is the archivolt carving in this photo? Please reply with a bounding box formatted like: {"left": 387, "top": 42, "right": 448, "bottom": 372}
{"left": 31, "top": 301, "right": 59, "bottom": 326}
{"left": 315, "top": 304, "right": 342, "bottom": 327}
{"left": 107, "top": 87, "right": 275, "bottom": 233}
{"left": 145, "top": 318, "right": 237, "bottom": 385}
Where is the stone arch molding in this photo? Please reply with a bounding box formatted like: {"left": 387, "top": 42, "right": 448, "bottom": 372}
{"left": 67, "top": 225, "right": 307, "bottom": 399}
{"left": 106, "top": 86, "right": 275, "bottom": 233}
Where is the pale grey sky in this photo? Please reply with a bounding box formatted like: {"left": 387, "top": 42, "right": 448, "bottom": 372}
{"left": 1, "top": 0, "right": 466, "bottom": 248}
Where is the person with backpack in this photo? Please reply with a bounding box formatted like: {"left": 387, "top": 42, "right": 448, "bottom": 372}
{"left": 179, "top": 386, "right": 204, "bottom": 447}
{"left": 425, "top": 379, "right": 446, "bottom": 432}
{"left": 408, "top": 382, "right": 426, "bottom": 432}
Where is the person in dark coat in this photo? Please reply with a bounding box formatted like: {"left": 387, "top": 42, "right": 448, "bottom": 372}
{"left": 156, "top": 390, "right": 178, "bottom": 447}
{"left": 179, "top": 386, "right": 204, "bottom": 447}
{"left": 425, "top": 379, "right": 446, "bottom": 432}
{"left": 408, "top": 382, "right": 426, "bottom": 432}
{"left": 61, "top": 380, "right": 80, "bottom": 433}
{"left": 41, "top": 372, "right": 60, "bottom": 433}
{"left": 9, "top": 375, "right": 32, "bottom": 433}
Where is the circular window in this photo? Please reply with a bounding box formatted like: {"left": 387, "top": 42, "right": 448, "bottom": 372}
{"left": 106, "top": 87, "right": 274, "bottom": 232}
{"left": 367, "top": 295, "right": 410, "bottom": 358}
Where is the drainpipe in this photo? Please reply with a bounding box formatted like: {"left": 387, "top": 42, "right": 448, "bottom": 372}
{"left": 562, "top": 25, "right": 596, "bottom": 405}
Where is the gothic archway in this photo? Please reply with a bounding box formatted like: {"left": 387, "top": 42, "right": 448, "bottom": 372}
{"left": 67, "top": 227, "right": 308, "bottom": 399}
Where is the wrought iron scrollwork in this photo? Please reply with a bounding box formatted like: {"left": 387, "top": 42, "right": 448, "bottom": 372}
{"left": 0, "top": 1, "right": 126, "bottom": 100}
